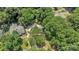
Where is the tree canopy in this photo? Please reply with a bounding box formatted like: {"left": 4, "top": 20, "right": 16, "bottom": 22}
{"left": 0, "top": 7, "right": 79, "bottom": 51}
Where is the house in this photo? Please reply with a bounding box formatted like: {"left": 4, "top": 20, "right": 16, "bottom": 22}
{"left": 9, "top": 23, "right": 25, "bottom": 35}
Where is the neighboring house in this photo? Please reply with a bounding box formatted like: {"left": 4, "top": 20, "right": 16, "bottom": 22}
{"left": 16, "top": 25, "right": 25, "bottom": 35}
{"left": 9, "top": 23, "right": 25, "bottom": 35}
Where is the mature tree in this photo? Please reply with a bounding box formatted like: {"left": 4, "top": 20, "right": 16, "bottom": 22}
{"left": 5, "top": 8, "right": 20, "bottom": 24}
{"left": 18, "top": 8, "right": 54, "bottom": 26}
{"left": 67, "top": 8, "right": 79, "bottom": 32}
{"left": 0, "top": 7, "right": 79, "bottom": 51}
{"left": 34, "top": 8, "right": 54, "bottom": 23}
{"left": 0, "top": 31, "right": 23, "bottom": 51}
{"left": 43, "top": 16, "right": 67, "bottom": 40}
{"left": 18, "top": 8, "right": 35, "bottom": 26}
{"left": 0, "top": 8, "right": 20, "bottom": 32}
{"left": 43, "top": 15, "right": 79, "bottom": 51}
{"left": 0, "top": 11, "right": 8, "bottom": 24}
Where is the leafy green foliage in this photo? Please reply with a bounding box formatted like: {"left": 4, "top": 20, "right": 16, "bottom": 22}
{"left": 43, "top": 16, "right": 67, "bottom": 40}
{"left": 0, "top": 7, "right": 79, "bottom": 51}
{"left": 29, "top": 37, "right": 36, "bottom": 47}
{"left": 5, "top": 8, "right": 20, "bottom": 24}
{"left": 34, "top": 8, "right": 54, "bottom": 22}
{"left": 0, "top": 31, "right": 23, "bottom": 51}
{"left": 31, "top": 26, "right": 42, "bottom": 35}
{"left": 0, "top": 11, "right": 8, "bottom": 24}
{"left": 18, "top": 8, "right": 54, "bottom": 25}
{"left": 68, "top": 8, "right": 79, "bottom": 32}
{"left": 30, "top": 26, "right": 46, "bottom": 48}
{"left": 18, "top": 8, "right": 35, "bottom": 25}
{"left": 43, "top": 15, "right": 79, "bottom": 51}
